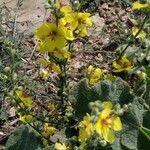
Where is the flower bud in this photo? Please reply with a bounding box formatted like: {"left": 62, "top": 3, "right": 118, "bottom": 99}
{"left": 127, "top": 103, "right": 132, "bottom": 111}
{"left": 72, "top": 0, "right": 80, "bottom": 9}
{"left": 88, "top": 102, "right": 95, "bottom": 109}
{"left": 117, "top": 108, "right": 124, "bottom": 116}
{"left": 3, "top": 67, "right": 11, "bottom": 73}
{"left": 123, "top": 104, "right": 128, "bottom": 112}
{"left": 100, "top": 140, "right": 107, "bottom": 147}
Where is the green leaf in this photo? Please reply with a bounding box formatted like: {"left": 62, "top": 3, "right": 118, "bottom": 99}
{"left": 111, "top": 133, "right": 122, "bottom": 150}
{"left": 0, "top": 110, "right": 9, "bottom": 121}
{"left": 6, "top": 125, "right": 43, "bottom": 150}
{"left": 132, "top": 98, "right": 145, "bottom": 125}
{"left": 121, "top": 126, "right": 139, "bottom": 150}
{"left": 70, "top": 78, "right": 137, "bottom": 120}
{"left": 69, "top": 79, "right": 99, "bottom": 120}
{"left": 108, "top": 78, "right": 135, "bottom": 105}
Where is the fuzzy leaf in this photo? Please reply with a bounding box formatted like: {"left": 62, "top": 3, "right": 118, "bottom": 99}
{"left": 69, "top": 79, "right": 99, "bottom": 120}
{"left": 5, "top": 125, "right": 43, "bottom": 150}
{"left": 121, "top": 126, "right": 139, "bottom": 150}
{"left": 111, "top": 133, "right": 122, "bottom": 150}
{"left": 109, "top": 78, "right": 135, "bottom": 104}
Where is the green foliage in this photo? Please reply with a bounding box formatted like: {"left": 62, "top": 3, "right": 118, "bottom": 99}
{"left": 70, "top": 78, "right": 136, "bottom": 120}
{"left": 0, "top": 110, "right": 9, "bottom": 121}
{"left": 70, "top": 77, "right": 148, "bottom": 149}
{"left": 5, "top": 125, "right": 43, "bottom": 150}
{"left": 69, "top": 79, "right": 99, "bottom": 120}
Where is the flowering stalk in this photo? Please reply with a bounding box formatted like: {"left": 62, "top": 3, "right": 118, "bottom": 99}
{"left": 119, "top": 12, "right": 149, "bottom": 58}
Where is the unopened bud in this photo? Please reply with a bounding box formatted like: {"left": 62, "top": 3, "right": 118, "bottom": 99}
{"left": 146, "top": 56, "right": 150, "bottom": 61}
{"left": 100, "top": 140, "right": 107, "bottom": 147}
{"left": 123, "top": 104, "right": 128, "bottom": 112}
{"left": 88, "top": 102, "right": 95, "bottom": 109}
{"left": 3, "top": 67, "right": 11, "bottom": 73}
{"left": 127, "top": 103, "right": 132, "bottom": 111}
{"left": 117, "top": 108, "right": 124, "bottom": 116}
{"left": 73, "top": 0, "right": 80, "bottom": 7}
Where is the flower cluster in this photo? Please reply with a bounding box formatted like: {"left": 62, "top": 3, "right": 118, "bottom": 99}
{"left": 78, "top": 101, "right": 122, "bottom": 144}
{"left": 34, "top": 4, "right": 92, "bottom": 79}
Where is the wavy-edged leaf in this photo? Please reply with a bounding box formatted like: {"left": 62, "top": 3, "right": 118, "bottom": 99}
{"left": 6, "top": 125, "right": 43, "bottom": 150}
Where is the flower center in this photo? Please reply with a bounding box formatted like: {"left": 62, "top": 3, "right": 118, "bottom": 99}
{"left": 49, "top": 31, "right": 57, "bottom": 40}
{"left": 102, "top": 116, "right": 112, "bottom": 127}
{"left": 117, "top": 60, "right": 130, "bottom": 68}
{"left": 78, "top": 18, "right": 86, "bottom": 25}
{"left": 64, "top": 23, "right": 71, "bottom": 30}
{"left": 21, "top": 91, "right": 29, "bottom": 98}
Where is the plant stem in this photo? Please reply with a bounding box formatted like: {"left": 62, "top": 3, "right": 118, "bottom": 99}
{"left": 59, "top": 42, "right": 72, "bottom": 104}
{"left": 119, "top": 12, "right": 149, "bottom": 59}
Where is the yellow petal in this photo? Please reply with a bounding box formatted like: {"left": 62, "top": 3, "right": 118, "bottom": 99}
{"left": 36, "top": 58, "right": 50, "bottom": 66}
{"left": 112, "top": 116, "right": 122, "bottom": 131}
{"left": 102, "top": 101, "right": 113, "bottom": 109}
{"left": 60, "top": 5, "right": 72, "bottom": 15}
{"left": 112, "top": 61, "right": 122, "bottom": 70}
{"left": 54, "top": 36, "right": 66, "bottom": 49}
{"left": 100, "top": 108, "right": 111, "bottom": 120}
{"left": 95, "top": 119, "right": 103, "bottom": 136}
{"left": 132, "top": 1, "right": 150, "bottom": 10}
{"left": 34, "top": 23, "right": 57, "bottom": 39}
{"left": 132, "top": 26, "right": 146, "bottom": 39}
{"left": 36, "top": 39, "right": 55, "bottom": 52}
{"left": 54, "top": 142, "right": 67, "bottom": 150}
{"left": 103, "top": 127, "right": 115, "bottom": 143}
{"left": 51, "top": 63, "right": 61, "bottom": 74}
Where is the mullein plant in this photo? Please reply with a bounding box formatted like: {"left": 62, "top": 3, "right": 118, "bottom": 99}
{"left": 4, "top": 0, "right": 150, "bottom": 150}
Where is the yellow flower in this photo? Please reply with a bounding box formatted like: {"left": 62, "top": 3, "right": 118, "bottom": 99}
{"left": 132, "top": 26, "right": 146, "bottom": 39}
{"left": 52, "top": 48, "right": 71, "bottom": 59}
{"left": 37, "top": 58, "right": 61, "bottom": 74}
{"left": 132, "top": 1, "right": 150, "bottom": 11}
{"left": 75, "top": 12, "right": 92, "bottom": 37}
{"left": 54, "top": 142, "right": 68, "bottom": 150}
{"left": 84, "top": 65, "right": 103, "bottom": 85}
{"left": 16, "top": 90, "right": 32, "bottom": 109}
{"left": 19, "top": 114, "right": 33, "bottom": 123}
{"left": 34, "top": 23, "right": 66, "bottom": 52}
{"left": 58, "top": 14, "right": 78, "bottom": 40}
{"left": 78, "top": 114, "right": 94, "bottom": 142}
{"left": 39, "top": 68, "right": 49, "bottom": 80}
{"left": 112, "top": 55, "right": 133, "bottom": 72}
{"left": 95, "top": 101, "right": 122, "bottom": 144}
